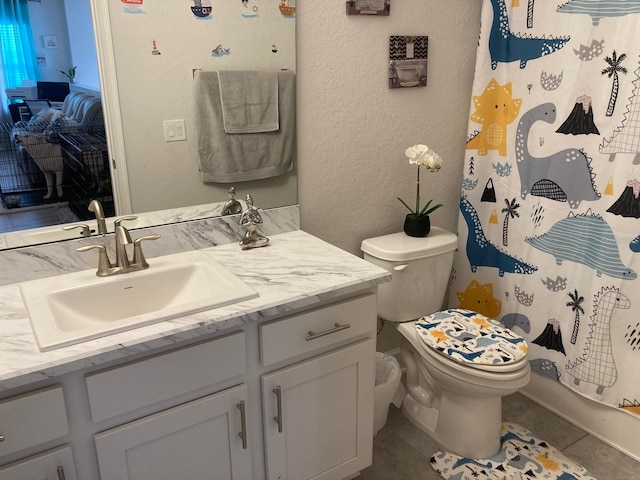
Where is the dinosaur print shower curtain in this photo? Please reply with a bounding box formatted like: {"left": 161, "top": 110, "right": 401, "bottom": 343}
{"left": 450, "top": 0, "right": 640, "bottom": 416}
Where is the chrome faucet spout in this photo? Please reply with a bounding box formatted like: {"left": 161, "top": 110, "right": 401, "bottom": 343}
{"left": 114, "top": 225, "right": 132, "bottom": 269}
{"left": 88, "top": 200, "right": 107, "bottom": 235}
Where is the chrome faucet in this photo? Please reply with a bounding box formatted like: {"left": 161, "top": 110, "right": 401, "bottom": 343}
{"left": 88, "top": 200, "right": 107, "bottom": 235}
{"left": 114, "top": 225, "right": 132, "bottom": 270}
{"left": 113, "top": 215, "right": 138, "bottom": 269}
{"left": 77, "top": 216, "right": 160, "bottom": 277}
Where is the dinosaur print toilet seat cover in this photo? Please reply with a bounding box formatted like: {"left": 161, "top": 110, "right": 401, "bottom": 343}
{"left": 415, "top": 309, "right": 528, "bottom": 367}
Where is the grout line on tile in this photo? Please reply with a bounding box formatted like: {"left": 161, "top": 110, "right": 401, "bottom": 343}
{"left": 558, "top": 431, "right": 590, "bottom": 452}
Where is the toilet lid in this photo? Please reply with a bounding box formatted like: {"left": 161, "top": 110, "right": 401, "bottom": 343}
{"left": 415, "top": 309, "right": 528, "bottom": 368}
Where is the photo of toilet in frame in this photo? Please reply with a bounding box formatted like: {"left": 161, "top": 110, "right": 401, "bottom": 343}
{"left": 389, "top": 35, "right": 428, "bottom": 89}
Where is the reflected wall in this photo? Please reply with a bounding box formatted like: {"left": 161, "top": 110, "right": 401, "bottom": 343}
{"left": 107, "top": 1, "right": 297, "bottom": 214}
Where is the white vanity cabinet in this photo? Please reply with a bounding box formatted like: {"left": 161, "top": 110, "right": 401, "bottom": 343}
{"left": 0, "top": 446, "right": 76, "bottom": 479}
{"left": 260, "top": 294, "right": 377, "bottom": 480}
{"left": 87, "top": 293, "right": 378, "bottom": 480}
{"left": 262, "top": 340, "right": 374, "bottom": 480}
{"left": 0, "top": 291, "right": 379, "bottom": 480}
{"left": 0, "top": 386, "right": 77, "bottom": 479}
{"left": 94, "top": 385, "right": 252, "bottom": 480}
{"left": 87, "top": 331, "right": 251, "bottom": 480}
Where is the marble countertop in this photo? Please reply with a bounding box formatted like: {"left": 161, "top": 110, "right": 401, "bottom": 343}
{"left": 0, "top": 230, "right": 390, "bottom": 392}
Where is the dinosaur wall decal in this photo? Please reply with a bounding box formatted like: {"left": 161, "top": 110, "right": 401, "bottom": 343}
{"left": 489, "top": 0, "right": 570, "bottom": 70}
{"left": 460, "top": 196, "right": 537, "bottom": 277}
{"left": 515, "top": 103, "right": 600, "bottom": 208}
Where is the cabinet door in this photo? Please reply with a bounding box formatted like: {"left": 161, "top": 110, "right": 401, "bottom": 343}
{"left": 94, "top": 385, "right": 252, "bottom": 480}
{"left": 0, "top": 445, "right": 76, "bottom": 479}
{"left": 262, "top": 339, "right": 375, "bottom": 480}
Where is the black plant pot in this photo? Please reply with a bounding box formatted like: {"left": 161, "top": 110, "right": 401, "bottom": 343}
{"left": 403, "top": 214, "right": 430, "bottom": 237}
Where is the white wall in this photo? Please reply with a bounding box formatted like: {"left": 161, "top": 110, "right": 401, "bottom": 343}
{"left": 27, "top": 0, "right": 99, "bottom": 90}
{"left": 64, "top": 0, "right": 100, "bottom": 91}
{"left": 107, "top": 1, "right": 297, "bottom": 214}
{"left": 297, "top": 0, "right": 482, "bottom": 353}
{"left": 28, "top": 0, "right": 73, "bottom": 83}
{"left": 297, "top": 0, "right": 482, "bottom": 256}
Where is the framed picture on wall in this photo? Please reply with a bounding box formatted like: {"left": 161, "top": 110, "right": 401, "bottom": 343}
{"left": 389, "top": 35, "right": 428, "bottom": 89}
{"left": 346, "top": 0, "right": 390, "bottom": 16}
{"left": 43, "top": 35, "right": 58, "bottom": 49}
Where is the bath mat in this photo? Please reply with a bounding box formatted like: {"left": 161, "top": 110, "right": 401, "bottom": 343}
{"left": 430, "top": 422, "right": 597, "bottom": 480}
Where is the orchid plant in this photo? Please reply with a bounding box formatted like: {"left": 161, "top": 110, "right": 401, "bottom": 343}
{"left": 397, "top": 144, "right": 444, "bottom": 218}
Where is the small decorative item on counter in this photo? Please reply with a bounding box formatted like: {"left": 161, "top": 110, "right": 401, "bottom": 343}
{"left": 239, "top": 195, "right": 270, "bottom": 249}
{"left": 222, "top": 186, "right": 243, "bottom": 215}
{"left": 397, "top": 144, "right": 444, "bottom": 237}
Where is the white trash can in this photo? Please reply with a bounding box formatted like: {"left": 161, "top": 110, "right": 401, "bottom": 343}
{"left": 374, "top": 352, "right": 405, "bottom": 436}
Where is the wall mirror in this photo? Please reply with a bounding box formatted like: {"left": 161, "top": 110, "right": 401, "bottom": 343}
{"left": 0, "top": 0, "right": 296, "bottom": 250}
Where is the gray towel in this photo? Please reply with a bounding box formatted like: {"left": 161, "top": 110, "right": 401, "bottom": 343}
{"left": 218, "top": 70, "right": 279, "bottom": 133}
{"left": 194, "top": 70, "right": 295, "bottom": 183}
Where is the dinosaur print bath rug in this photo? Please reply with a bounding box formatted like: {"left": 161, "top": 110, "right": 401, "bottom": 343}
{"left": 430, "top": 423, "right": 597, "bottom": 480}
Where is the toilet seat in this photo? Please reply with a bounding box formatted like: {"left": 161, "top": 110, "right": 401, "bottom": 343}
{"left": 413, "top": 309, "right": 528, "bottom": 373}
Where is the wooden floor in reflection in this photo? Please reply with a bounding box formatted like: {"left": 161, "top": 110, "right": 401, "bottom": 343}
{"left": 0, "top": 202, "right": 77, "bottom": 234}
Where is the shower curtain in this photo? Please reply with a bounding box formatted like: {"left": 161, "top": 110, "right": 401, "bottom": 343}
{"left": 450, "top": 0, "right": 640, "bottom": 416}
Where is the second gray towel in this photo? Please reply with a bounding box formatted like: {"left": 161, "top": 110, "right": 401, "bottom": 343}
{"left": 218, "top": 70, "right": 279, "bottom": 134}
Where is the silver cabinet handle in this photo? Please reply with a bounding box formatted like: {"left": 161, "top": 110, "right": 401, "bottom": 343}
{"left": 237, "top": 401, "right": 247, "bottom": 449}
{"left": 273, "top": 386, "right": 283, "bottom": 433}
{"left": 306, "top": 322, "right": 350, "bottom": 341}
{"left": 57, "top": 466, "right": 66, "bottom": 480}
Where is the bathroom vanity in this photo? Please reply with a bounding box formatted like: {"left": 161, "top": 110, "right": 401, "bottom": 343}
{"left": 0, "top": 229, "right": 390, "bottom": 480}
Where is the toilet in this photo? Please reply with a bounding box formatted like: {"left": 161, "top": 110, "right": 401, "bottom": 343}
{"left": 361, "top": 228, "right": 530, "bottom": 459}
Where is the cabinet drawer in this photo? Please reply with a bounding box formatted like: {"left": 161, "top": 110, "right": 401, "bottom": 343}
{"left": 260, "top": 294, "right": 377, "bottom": 366}
{"left": 0, "top": 386, "right": 68, "bottom": 457}
{"left": 86, "top": 331, "right": 246, "bottom": 423}
{"left": 0, "top": 445, "right": 76, "bottom": 479}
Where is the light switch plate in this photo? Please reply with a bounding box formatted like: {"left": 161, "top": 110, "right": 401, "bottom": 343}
{"left": 163, "top": 119, "right": 186, "bottom": 142}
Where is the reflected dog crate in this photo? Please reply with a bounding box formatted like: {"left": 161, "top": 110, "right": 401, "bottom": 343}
{"left": 59, "top": 132, "right": 115, "bottom": 219}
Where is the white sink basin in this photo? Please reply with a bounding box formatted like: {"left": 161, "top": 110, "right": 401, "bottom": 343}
{"left": 20, "top": 250, "right": 258, "bottom": 352}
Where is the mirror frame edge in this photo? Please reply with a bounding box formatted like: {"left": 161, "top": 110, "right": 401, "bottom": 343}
{"left": 89, "top": 0, "right": 132, "bottom": 215}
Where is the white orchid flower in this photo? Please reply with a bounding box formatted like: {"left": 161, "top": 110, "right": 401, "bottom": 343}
{"left": 398, "top": 144, "right": 445, "bottom": 218}
{"left": 405, "top": 144, "right": 429, "bottom": 165}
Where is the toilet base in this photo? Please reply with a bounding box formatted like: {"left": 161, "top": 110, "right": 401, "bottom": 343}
{"left": 401, "top": 388, "right": 502, "bottom": 459}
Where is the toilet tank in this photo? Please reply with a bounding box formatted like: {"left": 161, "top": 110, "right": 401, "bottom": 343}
{"left": 361, "top": 227, "right": 458, "bottom": 323}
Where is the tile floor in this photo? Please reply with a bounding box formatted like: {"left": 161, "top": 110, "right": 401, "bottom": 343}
{"left": 360, "top": 393, "right": 640, "bottom": 480}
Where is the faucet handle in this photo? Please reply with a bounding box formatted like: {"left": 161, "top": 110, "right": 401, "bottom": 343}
{"left": 77, "top": 244, "right": 113, "bottom": 277}
{"left": 114, "top": 215, "right": 138, "bottom": 229}
{"left": 132, "top": 234, "right": 161, "bottom": 268}
{"left": 62, "top": 224, "right": 92, "bottom": 238}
